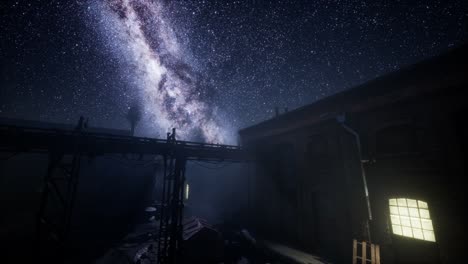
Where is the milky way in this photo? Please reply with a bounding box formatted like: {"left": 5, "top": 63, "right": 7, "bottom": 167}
{"left": 1, "top": 1, "right": 467, "bottom": 140}
{"left": 94, "top": 0, "right": 231, "bottom": 143}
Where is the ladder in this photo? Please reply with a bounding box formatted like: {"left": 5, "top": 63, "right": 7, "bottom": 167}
{"left": 352, "top": 239, "right": 380, "bottom": 264}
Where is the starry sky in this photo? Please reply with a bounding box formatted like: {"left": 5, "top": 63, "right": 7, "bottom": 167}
{"left": 1, "top": 0, "right": 467, "bottom": 143}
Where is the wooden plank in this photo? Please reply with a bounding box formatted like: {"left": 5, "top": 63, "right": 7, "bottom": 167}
{"left": 362, "top": 241, "right": 366, "bottom": 264}
{"left": 353, "top": 239, "right": 357, "bottom": 264}
{"left": 371, "top": 244, "right": 375, "bottom": 264}
{"left": 376, "top": 245, "right": 381, "bottom": 264}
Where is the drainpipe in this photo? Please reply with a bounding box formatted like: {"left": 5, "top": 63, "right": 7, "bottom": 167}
{"left": 336, "top": 114, "right": 373, "bottom": 242}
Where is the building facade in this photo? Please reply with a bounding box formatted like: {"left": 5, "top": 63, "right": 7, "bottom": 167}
{"left": 240, "top": 45, "right": 467, "bottom": 263}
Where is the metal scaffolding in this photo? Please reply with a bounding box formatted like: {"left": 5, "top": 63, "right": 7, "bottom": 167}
{"left": 0, "top": 121, "right": 248, "bottom": 263}
{"left": 36, "top": 150, "right": 82, "bottom": 261}
{"left": 157, "top": 128, "right": 188, "bottom": 263}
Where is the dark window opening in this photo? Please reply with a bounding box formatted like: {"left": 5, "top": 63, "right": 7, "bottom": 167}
{"left": 270, "top": 142, "right": 297, "bottom": 200}
{"left": 376, "top": 124, "right": 417, "bottom": 155}
{"left": 306, "top": 134, "right": 331, "bottom": 170}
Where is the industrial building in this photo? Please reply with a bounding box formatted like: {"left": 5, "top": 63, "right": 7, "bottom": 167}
{"left": 240, "top": 44, "right": 467, "bottom": 263}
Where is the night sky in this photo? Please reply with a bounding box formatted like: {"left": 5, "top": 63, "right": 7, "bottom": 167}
{"left": 1, "top": 0, "right": 467, "bottom": 143}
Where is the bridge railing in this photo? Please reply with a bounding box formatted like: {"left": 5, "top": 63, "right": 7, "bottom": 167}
{"left": 0, "top": 124, "right": 246, "bottom": 161}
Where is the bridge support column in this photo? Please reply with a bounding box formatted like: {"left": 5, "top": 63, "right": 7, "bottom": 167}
{"left": 157, "top": 154, "right": 186, "bottom": 264}
{"left": 36, "top": 150, "right": 82, "bottom": 262}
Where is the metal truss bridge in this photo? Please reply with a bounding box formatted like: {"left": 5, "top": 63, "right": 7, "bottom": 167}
{"left": 0, "top": 123, "right": 248, "bottom": 263}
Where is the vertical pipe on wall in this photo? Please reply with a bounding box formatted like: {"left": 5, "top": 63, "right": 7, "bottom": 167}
{"left": 337, "top": 114, "right": 373, "bottom": 242}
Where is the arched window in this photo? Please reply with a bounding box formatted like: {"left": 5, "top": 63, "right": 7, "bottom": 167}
{"left": 376, "top": 124, "right": 417, "bottom": 155}
{"left": 389, "top": 198, "right": 436, "bottom": 242}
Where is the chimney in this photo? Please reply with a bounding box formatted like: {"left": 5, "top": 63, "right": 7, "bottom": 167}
{"left": 284, "top": 107, "right": 288, "bottom": 113}
{"left": 274, "top": 107, "right": 279, "bottom": 118}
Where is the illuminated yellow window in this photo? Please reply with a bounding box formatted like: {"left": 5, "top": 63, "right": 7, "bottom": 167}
{"left": 185, "top": 183, "right": 190, "bottom": 200}
{"left": 389, "top": 198, "right": 436, "bottom": 242}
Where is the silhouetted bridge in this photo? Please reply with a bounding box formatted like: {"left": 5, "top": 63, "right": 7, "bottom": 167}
{"left": 0, "top": 124, "right": 249, "bottom": 264}
{"left": 0, "top": 124, "right": 245, "bottom": 161}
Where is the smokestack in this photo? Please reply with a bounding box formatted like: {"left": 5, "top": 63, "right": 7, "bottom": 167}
{"left": 274, "top": 107, "right": 279, "bottom": 118}
{"left": 284, "top": 107, "right": 288, "bottom": 113}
